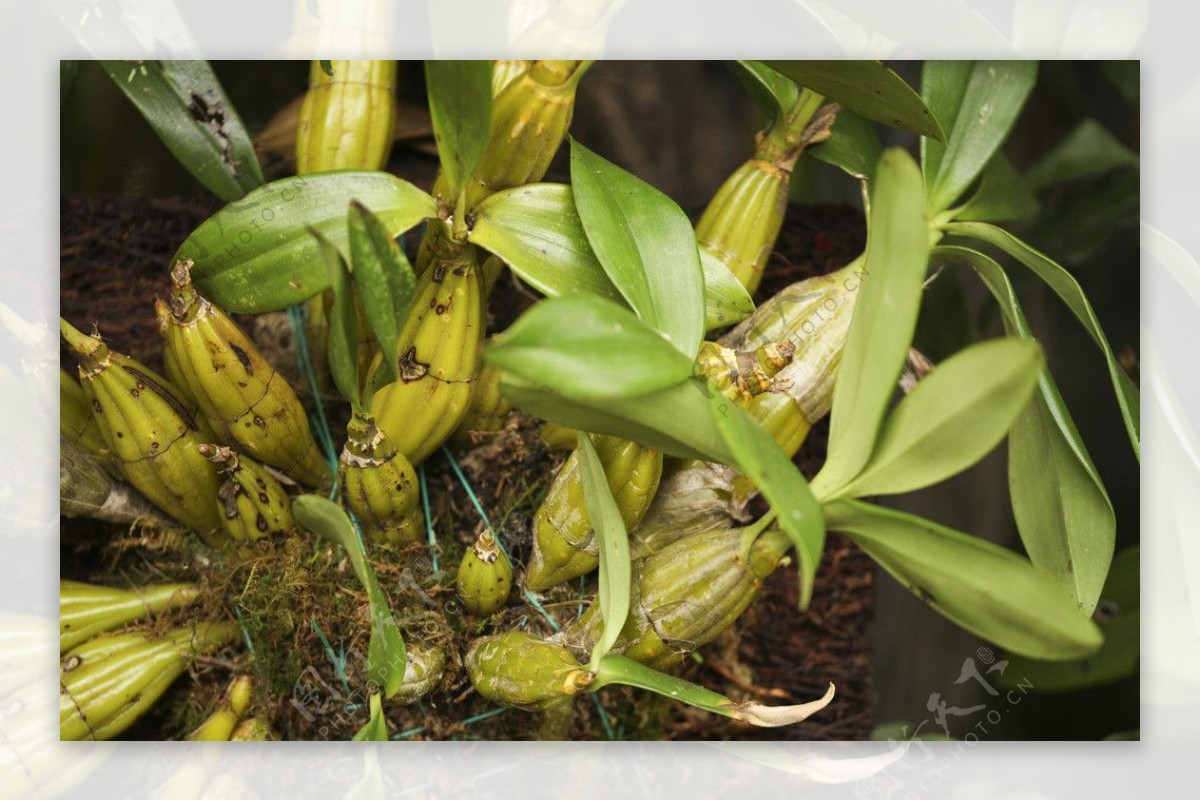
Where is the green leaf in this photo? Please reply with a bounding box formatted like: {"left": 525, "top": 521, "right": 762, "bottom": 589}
{"left": 570, "top": 139, "right": 706, "bottom": 359}
{"left": 312, "top": 229, "right": 361, "bottom": 408}
{"left": 577, "top": 433, "right": 633, "bottom": 669}
{"left": 469, "top": 183, "right": 623, "bottom": 301}
{"left": 999, "top": 548, "right": 1139, "bottom": 692}
{"left": 942, "top": 220, "right": 1139, "bottom": 458}
{"left": 1025, "top": 119, "right": 1139, "bottom": 193}
{"left": 319, "top": 60, "right": 334, "bottom": 77}
{"left": 811, "top": 148, "right": 930, "bottom": 499}
{"left": 100, "top": 60, "right": 264, "bottom": 202}
{"left": 824, "top": 499, "right": 1103, "bottom": 661}
{"left": 1024, "top": 169, "right": 1138, "bottom": 267}
{"left": 806, "top": 109, "right": 882, "bottom": 181}
{"left": 832, "top": 338, "right": 1044, "bottom": 499}
{"left": 500, "top": 376, "right": 734, "bottom": 463}
{"left": 424, "top": 60, "right": 493, "bottom": 200}
{"left": 698, "top": 247, "right": 756, "bottom": 330}
{"left": 734, "top": 60, "right": 800, "bottom": 117}
{"left": 593, "top": 654, "right": 835, "bottom": 727}
{"left": 934, "top": 245, "right": 1116, "bottom": 614}
{"left": 176, "top": 172, "right": 436, "bottom": 313}
{"left": 293, "top": 496, "right": 408, "bottom": 698}
{"left": 471, "top": 184, "right": 750, "bottom": 332}
{"left": 710, "top": 393, "right": 825, "bottom": 609}
{"left": 485, "top": 294, "right": 694, "bottom": 400}
{"left": 955, "top": 153, "right": 1040, "bottom": 222}
{"left": 350, "top": 694, "right": 389, "bottom": 741}
{"left": 920, "top": 60, "right": 1038, "bottom": 214}
{"left": 762, "top": 60, "right": 943, "bottom": 142}
{"left": 348, "top": 201, "right": 418, "bottom": 388}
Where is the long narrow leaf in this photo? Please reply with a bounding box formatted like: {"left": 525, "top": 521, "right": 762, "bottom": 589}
{"left": 763, "top": 60, "right": 943, "bottom": 141}
{"left": 593, "top": 654, "right": 835, "bottom": 727}
{"left": 350, "top": 694, "right": 389, "bottom": 741}
{"left": 811, "top": 148, "right": 929, "bottom": 498}
{"left": 471, "top": 184, "right": 751, "bottom": 331}
{"left": 176, "top": 172, "right": 436, "bottom": 313}
{"left": 934, "top": 245, "right": 1116, "bottom": 614}
{"left": 698, "top": 248, "right": 757, "bottom": 330}
{"left": 293, "top": 496, "right": 407, "bottom": 698}
{"left": 500, "top": 376, "right": 734, "bottom": 463}
{"left": 834, "top": 338, "right": 1044, "bottom": 499}
{"left": 999, "top": 548, "right": 1138, "bottom": 691}
{"left": 577, "top": 433, "right": 633, "bottom": 669}
{"left": 807, "top": 109, "right": 882, "bottom": 182}
{"left": 920, "top": 60, "right": 1038, "bottom": 214}
{"left": 943, "top": 220, "right": 1139, "bottom": 458}
{"left": 469, "top": 183, "right": 623, "bottom": 300}
{"left": 710, "top": 393, "right": 825, "bottom": 608}
{"left": 1025, "top": 118, "right": 1139, "bottom": 192}
{"left": 570, "top": 139, "right": 706, "bottom": 359}
{"left": 312, "top": 230, "right": 361, "bottom": 408}
{"left": 824, "top": 499, "right": 1103, "bottom": 660}
{"left": 424, "top": 60, "right": 493, "bottom": 200}
{"left": 734, "top": 60, "right": 800, "bottom": 116}
{"left": 348, "top": 201, "right": 418, "bottom": 387}
{"left": 485, "top": 294, "right": 695, "bottom": 399}
{"left": 100, "top": 60, "right": 264, "bottom": 202}
{"left": 954, "top": 153, "right": 1040, "bottom": 223}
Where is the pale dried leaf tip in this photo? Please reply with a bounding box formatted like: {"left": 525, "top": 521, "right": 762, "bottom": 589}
{"left": 725, "top": 681, "right": 835, "bottom": 727}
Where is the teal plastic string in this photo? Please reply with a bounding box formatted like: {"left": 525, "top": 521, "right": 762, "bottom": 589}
{"left": 418, "top": 463, "right": 438, "bottom": 572}
{"left": 440, "top": 444, "right": 496, "bottom": 532}
{"left": 590, "top": 692, "right": 617, "bottom": 740}
{"left": 440, "top": 445, "right": 560, "bottom": 632}
{"left": 232, "top": 604, "right": 257, "bottom": 658}
{"left": 391, "top": 707, "right": 507, "bottom": 740}
{"left": 285, "top": 304, "right": 339, "bottom": 498}
{"left": 310, "top": 619, "right": 351, "bottom": 697}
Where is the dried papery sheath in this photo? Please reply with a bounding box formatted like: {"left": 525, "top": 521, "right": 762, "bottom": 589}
{"left": 694, "top": 340, "right": 797, "bottom": 405}
{"left": 628, "top": 459, "right": 738, "bottom": 559}
{"left": 392, "top": 643, "right": 447, "bottom": 704}
{"left": 631, "top": 264, "right": 862, "bottom": 551}
{"left": 60, "top": 438, "right": 165, "bottom": 527}
{"left": 492, "top": 60, "right": 530, "bottom": 96}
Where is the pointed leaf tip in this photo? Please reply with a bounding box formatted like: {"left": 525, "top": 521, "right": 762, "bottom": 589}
{"left": 725, "top": 682, "right": 836, "bottom": 727}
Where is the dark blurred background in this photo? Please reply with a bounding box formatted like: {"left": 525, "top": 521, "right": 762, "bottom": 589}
{"left": 60, "top": 60, "right": 1140, "bottom": 740}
